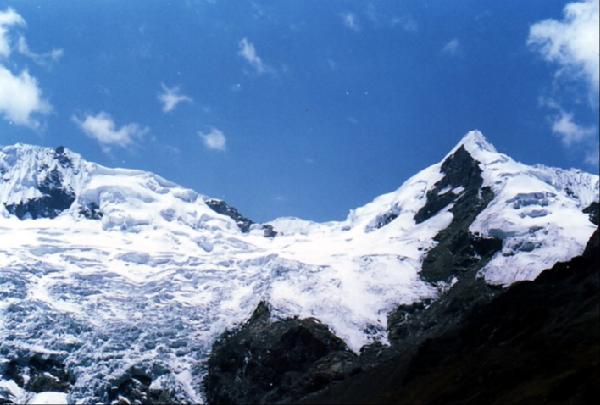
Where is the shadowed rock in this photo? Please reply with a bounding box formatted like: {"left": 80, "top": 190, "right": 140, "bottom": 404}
{"left": 583, "top": 202, "right": 599, "bottom": 225}
{"left": 204, "top": 198, "right": 277, "bottom": 237}
{"left": 4, "top": 167, "right": 75, "bottom": 219}
{"left": 204, "top": 302, "right": 359, "bottom": 404}
{"left": 302, "top": 230, "right": 600, "bottom": 404}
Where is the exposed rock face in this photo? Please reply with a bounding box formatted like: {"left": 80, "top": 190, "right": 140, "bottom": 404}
{"left": 415, "top": 146, "right": 483, "bottom": 224}
{"left": 583, "top": 202, "right": 599, "bottom": 225}
{"left": 105, "top": 365, "right": 179, "bottom": 405}
{"left": 204, "top": 198, "right": 255, "bottom": 232}
{"left": 204, "top": 302, "right": 359, "bottom": 404}
{"left": 79, "top": 201, "right": 103, "bottom": 220}
{"left": 386, "top": 146, "right": 503, "bottom": 345}
{"left": 262, "top": 224, "right": 278, "bottom": 238}
{"left": 4, "top": 167, "right": 75, "bottom": 220}
{"left": 0, "top": 352, "right": 71, "bottom": 396}
{"left": 369, "top": 210, "right": 399, "bottom": 231}
{"left": 0, "top": 358, "right": 186, "bottom": 405}
{"left": 415, "top": 146, "right": 501, "bottom": 283}
{"left": 204, "top": 198, "right": 277, "bottom": 236}
{"left": 303, "top": 229, "right": 599, "bottom": 404}
{"left": 53, "top": 146, "right": 74, "bottom": 169}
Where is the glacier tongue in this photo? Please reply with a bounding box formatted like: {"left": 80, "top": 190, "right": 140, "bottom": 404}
{"left": 0, "top": 133, "right": 598, "bottom": 403}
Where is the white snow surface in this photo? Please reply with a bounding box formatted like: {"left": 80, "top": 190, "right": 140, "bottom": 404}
{"left": 0, "top": 132, "right": 597, "bottom": 403}
{"left": 27, "top": 392, "right": 68, "bottom": 405}
{"left": 452, "top": 132, "right": 598, "bottom": 284}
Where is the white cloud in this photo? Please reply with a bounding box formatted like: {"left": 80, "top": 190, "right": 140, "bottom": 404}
{"left": 528, "top": 0, "right": 599, "bottom": 91}
{"left": 238, "top": 38, "right": 270, "bottom": 75}
{"left": 73, "top": 112, "right": 147, "bottom": 151}
{"left": 0, "top": 65, "right": 49, "bottom": 127}
{"left": 0, "top": 8, "right": 25, "bottom": 59}
{"left": 158, "top": 83, "right": 192, "bottom": 113}
{"left": 17, "top": 36, "right": 63, "bottom": 66}
{"left": 341, "top": 12, "right": 360, "bottom": 31}
{"left": 551, "top": 110, "right": 595, "bottom": 146}
{"left": 442, "top": 38, "right": 461, "bottom": 55}
{"left": 529, "top": 3, "right": 599, "bottom": 161}
{"left": 0, "top": 8, "right": 60, "bottom": 129}
{"left": 199, "top": 127, "right": 226, "bottom": 151}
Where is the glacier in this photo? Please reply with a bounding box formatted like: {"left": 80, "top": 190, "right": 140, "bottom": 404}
{"left": 0, "top": 131, "right": 597, "bottom": 403}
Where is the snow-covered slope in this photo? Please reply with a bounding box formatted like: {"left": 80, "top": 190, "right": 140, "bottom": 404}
{"left": 0, "top": 132, "right": 597, "bottom": 403}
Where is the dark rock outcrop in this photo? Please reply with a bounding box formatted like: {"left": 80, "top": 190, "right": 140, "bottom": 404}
{"left": 4, "top": 167, "right": 75, "bottom": 220}
{"left": 415, "top": 146, "right": 501, "bottom": 283}
{"left": 386, "top": 146, "right": 503, "bottom": 346}
{"left": 414, "top": 146, "right": 484, "bottom": 224}
{"left": 204, "top": 198, "right": 277, "bottom": 237}
{"left": 79, "top": 201, "right": 103, "bottom": 220}
{"left": 262, "top": 224, "right": 278, "bottom": 238}
{"left": 106, "top": 365, "right": 178, "bottom": 405}
{"left": 583, "top": 202, "right": 599, "bottom": 225}
{"left": 204, "top": 302, "right": 359, "bottom": 404}
{"left": 0, "top": 352, "right": 72, "bottom": 395}
{"left": 370, "top": 211, "right": 399, "bottom": 230}
{"left": 204, "top": 198, "right": 255, "bottom": 233}
{"left": 53, "top": 146, "right": 74, "bottom": 169}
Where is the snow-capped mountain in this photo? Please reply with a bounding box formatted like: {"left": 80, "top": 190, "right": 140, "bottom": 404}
{"left": 0, "top": 131, "right": 597, "bottom": 404}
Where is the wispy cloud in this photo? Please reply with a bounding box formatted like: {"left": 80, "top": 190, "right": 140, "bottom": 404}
{"left": 365, "top": 3, "right": 378, "bottom": 23}
{"left": 0, "top": 8, "right": 25, "bottom": 59}
{"left": 199, "top": 127, "right": 226, "bottom": 151}
{"left": 341, "top": 12, "right": 360, "bottom": 31}
{"left": 551, "top": 110, "right": 595, "bottom": 146}
{"left": 238, "top": 37, "right": 270, "bottom": 75}
{"left": 528, "top": 0, "right": 599, "bottom": 91}
{"left": 391, "top": 15, "right": 418, "bottom": 32}
{"left": 17, "top": 36, "right": 63, "bottom": 66}
{"left": 158, "top": 83, "right": 192, "bottom": 113}
{"left": 73, "top": 112, "right": 147, "bottom": 151}
{"left": 441, "top": 38, "right": 461, "bottom": 55}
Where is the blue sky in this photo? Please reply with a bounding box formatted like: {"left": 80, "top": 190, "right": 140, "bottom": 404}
{"left": 0, "top": 0, "right": 598, "bottom": 222}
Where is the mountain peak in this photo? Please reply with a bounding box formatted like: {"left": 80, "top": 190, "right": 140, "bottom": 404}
{"left": 441, "top": 130, "right": 499, "bottom": 167}
{"left": 455, "top": 130, "right": 497, "bottom": 154}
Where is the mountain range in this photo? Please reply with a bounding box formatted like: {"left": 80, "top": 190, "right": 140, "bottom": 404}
{"left": 0, "top": 131, "right": 598, "bottom": 404}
